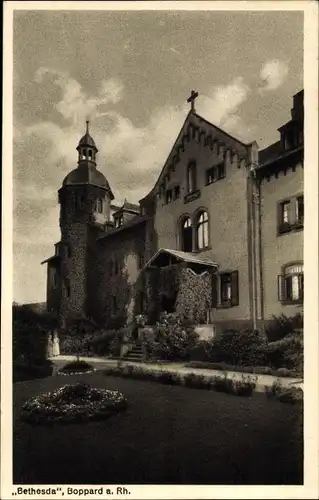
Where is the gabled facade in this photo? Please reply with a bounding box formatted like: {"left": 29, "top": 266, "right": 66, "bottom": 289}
{"left": 42, "top": 90, "right": 304, "bottom": 335}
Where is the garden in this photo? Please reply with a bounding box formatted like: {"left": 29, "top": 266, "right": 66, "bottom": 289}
{"left": 13, "top": 371, "right": 303, "bottom": 485}
{"left": 13, "top": 306, "right": 303, "bottom": 484}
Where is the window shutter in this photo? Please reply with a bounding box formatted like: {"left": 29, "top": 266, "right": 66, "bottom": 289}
{"left": 231, "top": 270, "right": 239, "bottom": 306}
{"left": 211, "top": 273, "right": 218, "bottom": 308}
{"left": 278, "top": 275, "right": 285, "bottom": 301}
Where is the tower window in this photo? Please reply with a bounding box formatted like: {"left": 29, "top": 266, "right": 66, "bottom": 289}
{"left": 174, "top": 186, "right": 181, "bottom": 199}
{"left": 94, "top": 198, "right": 103, "bottom": 213}
{"left": 82, "top": 149, "right": 87, "bottom": 160}
{"left": 88, "top": 149, "right": 92, "bottom": 160}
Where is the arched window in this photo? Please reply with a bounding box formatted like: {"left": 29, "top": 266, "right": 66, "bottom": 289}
{"left": 181, "top": 216, "right": 193, "bottom": 252}
{"left": 278, "top": 263, "right": 303, "bottom": 303}
{"left": 187, "top": 162, "right": 197, "bottom": 194}
{"left": 88, "top": 149, "right": 92, "bottom": 160}
{"left": 82, "top": 149, "right": 87, "bottom": 160}
{"left": 196, "top": 211, "right": 209, "bottom": 250}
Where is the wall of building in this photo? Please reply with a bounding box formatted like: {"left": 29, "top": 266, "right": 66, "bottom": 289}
{"left": 260, "top": 164, "right": 303, "bottom": 319}
{"left": 153, "top": 132, "right": 253, "bottom": 326}
{"left": 90, "top": 222, "right": 147, "bottom": 327}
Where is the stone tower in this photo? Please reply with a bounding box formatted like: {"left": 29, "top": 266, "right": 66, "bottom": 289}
{"left": 57, "top": 122, "right": 114, "bottom": 324}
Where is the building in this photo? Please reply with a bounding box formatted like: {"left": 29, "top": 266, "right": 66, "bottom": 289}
{"left": 42, "top": 90, "right": 304, "bottom": 335}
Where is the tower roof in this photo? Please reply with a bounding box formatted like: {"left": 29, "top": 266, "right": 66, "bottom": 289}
{"left": 62, "top": 167, "right": 113, "bottom": 195}
{"left": 77, "top": 121, "right": 98, "bottom": 150}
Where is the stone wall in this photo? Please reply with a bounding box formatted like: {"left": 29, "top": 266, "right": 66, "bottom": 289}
{"left": 89, "top": 221, "right": 147, "bottom": 327}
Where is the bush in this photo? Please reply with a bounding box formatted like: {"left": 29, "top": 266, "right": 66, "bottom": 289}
{"left": 183, "top": 373, "right": 212, "bottom": 390}
{"left": 263, "top": 332, "right": 303, "bottom": 371}
{"left": 185, "top": 361, "right": 301, "bottom": 378}
{"left": 143, "top": 312, "right": 199, "bottom": 361}
{"left": 13, "top": 359, "right": 54, "bottom": 383}
{"left": 212, "top": 328, "right": 267, "bottom": 366}
{"left": 265, "top": 313, "right": 303, "bottom": 342}
{"left": 60, "top": 360, "right": 93, "bottom": 373}
{"left": 212, "top": 376, "right": 235, "bottom": 394}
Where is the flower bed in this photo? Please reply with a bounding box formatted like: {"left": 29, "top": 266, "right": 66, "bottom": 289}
{"left": 185, "top": 361, "right": 302, "bottom": 378}
{"left": 21, "top": 383, "right": 127, "bottom": 424}
{"left": 58, "top": 360, "right": 95, "bottom": 376}
{"left": 103, "top": 366, "right": 257, "bottom": 398}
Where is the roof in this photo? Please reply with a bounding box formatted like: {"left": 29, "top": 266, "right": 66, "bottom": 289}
{"left": 78, "top": 132, "right": 97, "bottom": 149}
{"left": 97, "top": 215, "right": 149, "bottom": 241}
{"left": 62, "top": 166, "right": 114, "bottom": 199}
{"left": 140, "top": 110, "right": 249, "bottom": 203}
{"left": 258, "top": 141, "right": 281, "bottom": 165}
{"left": 41, "top": 255, "right": 60, "bottom": 265}
{"left": 113, "top": 199, "right": 140, "bottom": 215}
{"left": 258, "top": 145, "right": 303, "bottom": 170}
{"left": 141, "top": 248, "right": 218, "bottom": 272}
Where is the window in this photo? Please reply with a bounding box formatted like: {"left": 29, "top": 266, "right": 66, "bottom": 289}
{"left": 217, "top": 162, "right": 226, "bottom": 180}
{"left": 174, "top": 186, "right": 180, "bottom": 199}
{"left": 278, "top": 264, "right": 303, "bottom": 303}
{"left": 296, "top": 195, "right": 304, "bottom": 224}
{"left": 196, "top": 211, "right": 209, "bottom": 250}
{"left": 88, "top": 149, "right": 92, "bottom": 160}
{"left": 278, "top": 194, "right": 304, "bottom": 234}
{"left": 138, "top": 291, "right": 145, "bottom": 313}
{"left": 206, "top": 167, "right": 217, "bottom": 185}
{"left": 95, "top": 198, "right": 103, "bottom": 213}
{"left": 112, "top": 296, "right": 118, "bottom": 315}
{"left": 181, "top": 216, "right": 193, "bottom": 252}
{"left": 284, "top": 129, "right": 295, "bottom": 150}
{"left": 115, "top": 215, "right": 124, "bottom": 228}
{"left": 166, "top": 190, "right": 173, "bottom": 204}
{"left": 218, "top": 271, "right": 239, "bottom": 307}
{"left": 187, "top": 162, "right": 197, "bottom": 193}
{"left": 82, "top": 149, "right": 87, "bottom": 160}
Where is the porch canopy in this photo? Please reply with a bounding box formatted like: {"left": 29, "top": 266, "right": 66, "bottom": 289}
{"left": 141, "top": 248, "right": 218, "bottom": 273}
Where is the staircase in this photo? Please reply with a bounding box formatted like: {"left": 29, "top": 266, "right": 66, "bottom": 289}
{"left": 123, "top": 341, "right": 144, "bottom": 362}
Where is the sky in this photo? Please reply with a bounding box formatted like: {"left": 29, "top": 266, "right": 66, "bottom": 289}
{"left": 12, "top": 8, "right": 303, "bottom": 304}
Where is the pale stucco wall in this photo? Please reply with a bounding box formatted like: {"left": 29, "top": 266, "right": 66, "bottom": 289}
{"left": 260, "top": 164, "right": 303, "bottom": 319}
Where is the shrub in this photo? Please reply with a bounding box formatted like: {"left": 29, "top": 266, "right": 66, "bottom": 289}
{"left": 276, "top": 387, "right": 303, "bottom": 405}
{"left": 60, "top": 360, "right": 93, "bottom": 373}
{"left": 212, "top": 376, "right": 235, "bottom": 394}
{"left": 233, "top": 376, "right": 256, "bottom": 397}
{"left": 212, "top": 328, "right": 267, "bottom": 366}
{"left": 265, "top": 313, "right": 303, "bottom": 342}
{"left": 143, "top": 312, "right": 199, "bottom": 361}
{"left": 264, "top": 380, "right": 283, "bottom": 399}
{"left": 263, "top": 332, "right": 303, "bottom": 371}
{"left": 185, "top": 361, "right": 301, "bottom": 378}
{"left": 156, "top": 371, "right": 182, "bottom": 385}
{"left": 13, "top": 359, "right": 53, "bottom": 383}
{"left": 183, "top": 373, "right": 212, "bottom": 390}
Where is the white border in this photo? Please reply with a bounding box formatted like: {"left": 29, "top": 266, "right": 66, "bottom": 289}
{"left": 2, "top": 1, "right": 318, "bottom": 499}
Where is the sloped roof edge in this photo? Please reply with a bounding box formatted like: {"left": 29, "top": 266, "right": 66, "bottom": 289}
{"left": 141, "top": 248, "right": 219, "bottom": 272}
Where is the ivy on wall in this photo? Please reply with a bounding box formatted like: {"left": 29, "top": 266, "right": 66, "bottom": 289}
{"left": 176, "top": 268, "right": 212, "bottom": 324}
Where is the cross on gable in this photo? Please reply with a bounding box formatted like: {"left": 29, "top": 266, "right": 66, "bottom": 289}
{"left": 187, "top": 90, "right": 199, "bottom": 112}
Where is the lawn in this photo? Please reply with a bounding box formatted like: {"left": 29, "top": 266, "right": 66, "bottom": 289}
{"left": 13, "top": 372, "right": 303, "bottom": 485}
